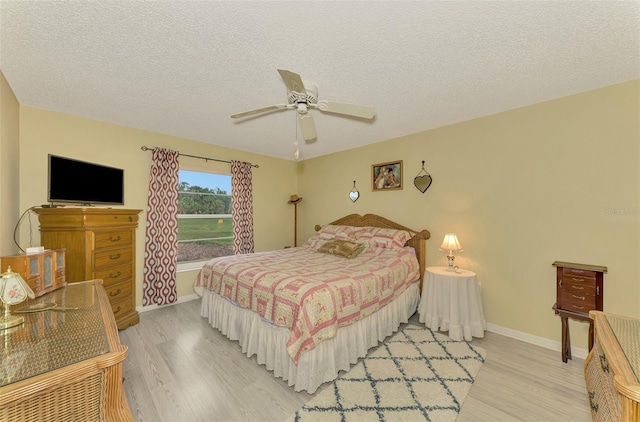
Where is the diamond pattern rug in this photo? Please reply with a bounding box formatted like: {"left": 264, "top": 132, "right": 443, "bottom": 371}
{"left": 291, "top": 325, "right": 486, "bottom": 422}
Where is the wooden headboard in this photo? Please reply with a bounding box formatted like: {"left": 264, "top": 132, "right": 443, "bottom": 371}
{"left": 315, "top": 213, "right": 431, "bottom": 284}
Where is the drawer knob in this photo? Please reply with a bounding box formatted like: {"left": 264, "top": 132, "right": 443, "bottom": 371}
{"left": 571, "top": 295, "right": 585, "bottom": 300}
{"left": 109, "top": 288, "right": 122, "bottom": 297}
{"left": 114, "top": 306, "right": 121, "bottom": 314}
{"left": 109, "top": 235, "right": 122, "bottom": 242}
{"left": 571, "top": 285, "right": 584, "bottom": 290}
{"left": 572, "top": 304, "right": 585, "bottom": 310}
{"left": 109, "top": 271, "right": 122, "bottom": 279}
{"left": 109, "top": 253, "right": 121, "bottom": 260}
{"left": 573, "top": 277, "right": 584, "bottom": 282}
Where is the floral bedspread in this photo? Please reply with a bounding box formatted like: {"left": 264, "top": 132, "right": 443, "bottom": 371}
{"left": 194, "top": 245, "right": 420, "bottom": 363}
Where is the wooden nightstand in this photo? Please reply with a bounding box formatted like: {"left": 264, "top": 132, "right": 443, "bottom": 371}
{"left": 552, "top": 261, "right": 607, "bottom": 363}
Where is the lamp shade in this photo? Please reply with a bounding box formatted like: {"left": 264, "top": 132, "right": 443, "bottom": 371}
{"left": 0, "top": 267, "right": 35, "bottom": 330}
{"left": 439, "top": 233, "right": 463, "bottom": 252}
{"left": 0, "top": 267, "right": 34, "bottom": 305}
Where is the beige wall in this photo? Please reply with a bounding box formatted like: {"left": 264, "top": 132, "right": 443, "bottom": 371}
{"left": 17, "top": 106, "right": 298, "bottom": 305}
{"left": 0, "top": 70, "right": 21, "bottom": 256}
{"left": 7, "top": 78, "right": 639, "bottom": 348}
{"left": 297, "top": 80, "right": 640, "bottom": 347}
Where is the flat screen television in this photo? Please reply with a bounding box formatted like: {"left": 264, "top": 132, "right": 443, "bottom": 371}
{"left": 48, "top": 155, "right": 124, "bottom": 205}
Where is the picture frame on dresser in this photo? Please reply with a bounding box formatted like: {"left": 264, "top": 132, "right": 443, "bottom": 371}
{"left": 33, "top": 207, "right": 142, "bottom": 329}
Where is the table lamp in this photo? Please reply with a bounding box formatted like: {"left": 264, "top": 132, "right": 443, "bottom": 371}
{"left": 0, "top": 266, "right": 35, "bottom": 330}
{"left": 439, "top": 233, "right": 463, "bottom": 272}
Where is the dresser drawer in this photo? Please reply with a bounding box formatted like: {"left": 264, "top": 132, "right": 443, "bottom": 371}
{"left": 104, "top": 280, "right": 132, "bottom": 303}
{"left": 110, "top": 296, "right": 133, "bottom": 319}
{"left": 559, "top": 289, "right": 597, "bottom": 313}
{"left": 83, "top": 213, "right": 138, "bottom": 227}
{"left": 94, "top": 247, "right": 132, "bottom": 270}
{"left": 94, "top": 264, "right": 132, "bottom": 287}
{"left": 561, "top": 273, "right": 597, "bottom": 286}
{"left": 560, "top": 280, "right": 597, "bottom": 295}
{"left": 94, "top": 230, "right": 132, "bottom": 250}
{"left": 562, "top": 267, "right": 597, "bottom": 279}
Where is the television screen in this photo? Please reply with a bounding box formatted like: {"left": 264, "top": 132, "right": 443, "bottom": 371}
{"left": 48, "top": 155, "right": 124, "bottom": 205}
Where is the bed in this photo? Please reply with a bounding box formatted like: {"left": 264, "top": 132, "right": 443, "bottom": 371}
{"left": 194, "top": 213, "right": 430, "bottom": 393}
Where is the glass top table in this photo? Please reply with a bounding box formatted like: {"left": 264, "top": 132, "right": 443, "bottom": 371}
{"left": 1, "top": 280, "right": 109, "bottom": 387}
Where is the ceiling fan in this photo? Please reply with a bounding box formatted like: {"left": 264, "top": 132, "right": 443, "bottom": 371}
{"left": 230, "top": 69, "right": 376, "bottom": 142}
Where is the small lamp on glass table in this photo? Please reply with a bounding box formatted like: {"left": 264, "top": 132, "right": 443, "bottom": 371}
{"left": 439, "top": 233, "right": 463, "bottom": 272}
{"left": 0, "top": 266, "right": 35, "bottom": 330}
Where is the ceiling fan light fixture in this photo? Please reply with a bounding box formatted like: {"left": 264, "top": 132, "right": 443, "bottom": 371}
{"left": 230, "top": 69, "right": 376, "bottom": 144}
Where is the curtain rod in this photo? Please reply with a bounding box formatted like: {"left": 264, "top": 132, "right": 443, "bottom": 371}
{"left": 140, "top": 146, "right": 259, "bottom": 168}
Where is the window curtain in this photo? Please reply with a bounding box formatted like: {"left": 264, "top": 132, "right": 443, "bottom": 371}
{"left": 143, "top": 148, "right": 179, "bottom": 306}
{"left": 231, "top": 160, "right": 254, "bottom": 254}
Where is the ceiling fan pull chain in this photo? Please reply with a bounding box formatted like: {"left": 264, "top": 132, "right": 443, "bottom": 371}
{"left": 294, "top": 112, "right": 300, "bottom": 161}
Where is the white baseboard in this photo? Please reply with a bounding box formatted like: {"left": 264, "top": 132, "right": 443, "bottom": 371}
{"left": 486, "top": 322, "right": 588, "bottom": 360}
{"left": 137, "top": 293, "right": 200, "bottom": 314}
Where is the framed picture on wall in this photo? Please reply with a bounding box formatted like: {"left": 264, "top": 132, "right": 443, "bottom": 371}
{"left": 372, "top": 160, "right": 403, "bottom": 191}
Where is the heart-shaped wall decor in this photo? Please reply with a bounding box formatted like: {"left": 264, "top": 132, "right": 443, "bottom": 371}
{"left": 414, "top": 174, "right": 433, "bottom": 193}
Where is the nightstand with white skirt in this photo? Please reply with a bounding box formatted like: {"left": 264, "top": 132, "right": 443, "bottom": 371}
{"left": 418, "top": 266, "right": 486, "bottom": 341}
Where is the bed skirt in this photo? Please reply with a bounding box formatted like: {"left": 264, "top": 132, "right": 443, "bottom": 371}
{"left": 200, "top": 282, "right": 420, "bottom": 393}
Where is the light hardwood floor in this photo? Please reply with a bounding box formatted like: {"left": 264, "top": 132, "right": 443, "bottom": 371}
{"left": 119, "top": 299, "right": 591, "bottom": 422}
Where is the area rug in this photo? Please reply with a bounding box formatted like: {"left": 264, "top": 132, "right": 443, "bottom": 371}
{"left": 291, "top": 325, "right": 486, "bottom": 422}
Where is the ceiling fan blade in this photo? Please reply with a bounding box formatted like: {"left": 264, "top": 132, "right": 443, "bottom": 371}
{"left": 314, "top": 101, "right": 376, "bottom": 119}
{"left": 277, "top": 69, "right": 306, "bottom": 94}
{"left": 298, "top": 112, "right": 317, "bottom": 141}
{"left": 231, "top": 104, "right": 291, "bottom": 119}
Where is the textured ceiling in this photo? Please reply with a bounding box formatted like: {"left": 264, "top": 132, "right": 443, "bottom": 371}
{"left": 1, "top": 1, "right": 638, "bottom": 161}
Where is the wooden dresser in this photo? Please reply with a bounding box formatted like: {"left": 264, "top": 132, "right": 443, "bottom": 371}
{"left": 553, "top": 261, "right": 607, "bottom": 362}
{"left": 0, "top": 280, "right": 132, "bottom": 421}
{"left": 585, "top": 311, "right": 640, "bottom": 421}
{"left": 34, "top": 208, "right": 141, "bottom": 329}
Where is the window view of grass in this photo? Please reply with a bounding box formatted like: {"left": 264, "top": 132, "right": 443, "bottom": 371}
{"left": 177, "top": 171, "right": 233, "bottom": 263}
{"left": 177, "top": 217, "right": 234, "bottom": 262}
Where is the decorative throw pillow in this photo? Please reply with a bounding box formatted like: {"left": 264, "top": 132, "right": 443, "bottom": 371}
{"left": 354, "top": 227, "right": 414, "bottom": 249}
{"left": 317, "top": 239, "right": 365, "bottom": 259}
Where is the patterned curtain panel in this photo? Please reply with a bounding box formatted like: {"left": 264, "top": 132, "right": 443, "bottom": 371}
{"left": 231, "top": 160, "right": 254, "bottom": 254}
{"left": 143, "top": 148, "right": 179, "bottom": 306}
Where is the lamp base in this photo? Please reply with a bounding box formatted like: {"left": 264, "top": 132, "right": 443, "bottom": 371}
{"left": 446, "top": 254, "right": 457, "bottom": 272}
{"left": 0, "top": 314, "right": 24, "bottom": 330}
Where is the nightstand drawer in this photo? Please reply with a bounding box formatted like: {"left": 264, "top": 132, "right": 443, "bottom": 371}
{"left": 559, "top": 289, "right": 596, "bottom": 312}
{"left": 561, "top": 274, "right": 596, "bottom": 286}
{"left": 562, "top": 267, "right": 597, "bottom": 279}
{"left": 561, "top": 281, "right": 597, "bottom": 295}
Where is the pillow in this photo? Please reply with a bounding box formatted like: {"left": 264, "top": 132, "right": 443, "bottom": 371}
{"left": 316, "top": 224, "right": 356, "bottom": 240}
{"left": 317, "top": 239, "right": 365, "bottom": 259}
{"left": 354, "top": 227, "right": 414, "bottom": 249}
{"left": 303, "top": 225, "right": 356, "bottom": 249}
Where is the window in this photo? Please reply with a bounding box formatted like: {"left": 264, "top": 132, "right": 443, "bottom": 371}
{"left": 177, "top": 170, "right": 233, "bottom": 269}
